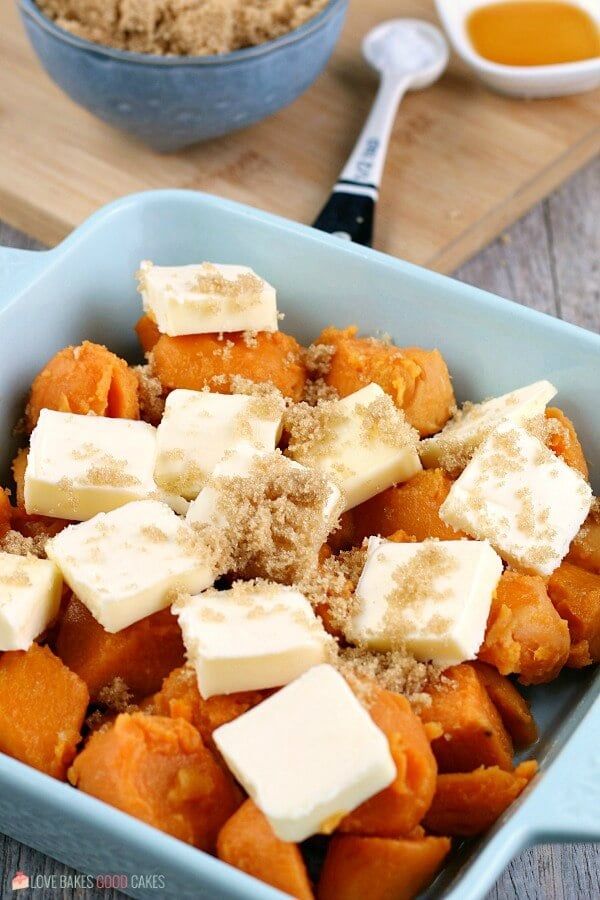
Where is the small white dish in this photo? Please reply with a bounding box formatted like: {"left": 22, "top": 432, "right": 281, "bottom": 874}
{"left": 434, "top": 0, "right": 600, "bottom": 97}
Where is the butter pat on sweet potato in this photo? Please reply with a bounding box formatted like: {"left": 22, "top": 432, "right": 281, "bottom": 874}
{"left": 138, "top": 261, "right": 278, "bottom": 336}
{"left": 214, "top": 664, "right": 396, "bottom": 842}
{"left": 285, "top": 383, "right": 421, "bottom": 512}
{"left": 348, "top": 537, "right": 502, "bottom": 666}
{"left": 47, "top": 500, "right": 215, "bottom": 632}
{"left": 175, "top": 582, "right": 330, "bottom": 698}
{"left": 0, "top": 551, "right": 62, "bottom": 651}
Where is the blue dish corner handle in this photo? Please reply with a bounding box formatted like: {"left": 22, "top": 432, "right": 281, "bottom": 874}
{"left": 521, "top": 689, "right": 600, "bottom": 845}
{"left": 0, "top": 245, "right": 53, "bottom": 305}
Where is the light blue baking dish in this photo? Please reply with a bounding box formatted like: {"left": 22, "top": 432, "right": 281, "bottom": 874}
{"left": 0, "top": 190, "right": 598, "bottom": 899}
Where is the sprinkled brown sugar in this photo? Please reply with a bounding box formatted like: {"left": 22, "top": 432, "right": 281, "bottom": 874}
{"left": 193, "top": 451, "right": 342, "bottom": 584}
{"left": 382, "top": 543, "right": 456, "bottom": 642}
{"left": 134, "top": 360, "right": 166, "bottom": 426}
{"left": 194, "top": 269, "right": 263, "bottom": 314}
{"left": 97, "top": 677, "right": 136, "bottom": 714}
{"left": 0, "top": 567, "right": 31, "bottom": 588}
{"left": 283, "top": 400, "right": 349, "bottom": 465}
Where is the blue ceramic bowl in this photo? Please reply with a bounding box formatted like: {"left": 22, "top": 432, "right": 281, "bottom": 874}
{"left": 17, "top": 0, "right": 349, "bottom": 152}
{"left": 0, "top": 190, "right": 599, "bottom": 899}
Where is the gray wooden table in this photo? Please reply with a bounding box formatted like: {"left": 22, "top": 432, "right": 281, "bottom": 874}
{"left": 0, "top": 159, "right": 598, "bottom": 898}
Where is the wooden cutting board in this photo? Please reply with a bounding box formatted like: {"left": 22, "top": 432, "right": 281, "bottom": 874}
{"left": 1, "top": 1, "right": 599, "bottom": 271}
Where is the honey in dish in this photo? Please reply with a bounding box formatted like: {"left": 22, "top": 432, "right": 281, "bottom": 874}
{"left": 467, "top": 1, "right": 600, "bottom": 66}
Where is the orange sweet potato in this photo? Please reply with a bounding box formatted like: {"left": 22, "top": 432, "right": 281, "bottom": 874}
{"left": 339, "top": 690, "right": 437, "bottom": 837}
{"left": 548, "top": 562, "right": 600, "bottom": 668}
{"left": 54, "top": 595, "right": 185, "bottom": 702}
{"left": 423, "top": 761, "right": 537, "bottom": 837}
{"left": 136, "top": 314, "right": 161, "bottom": 353}
{"left": 317, "top": 326, "right": 455, "bottom": 437}
{"left": 479, "top": 570, "right": 570, "bottom": 684}
{"left": 11, "top": 448, "right": 27, "bottom": 509}
{"left": 545, "top": 407, "right": 588, "bottom": 479}
{"left": 471, "top": 662, "right": 537, "bottom": 748}
{"left": 136, "top": 317, "right": 306, "bottom": 402}
{"left": 152, "top": 665, "right": 268, "bottom": 752}
{"left": 26, "top": 341, "right": 139, "bottom": 430}
{"left": 0, "top": 644, "right": 89, "bottom": 780}
{"left": 568, "top": 510, "right": 600, "bottom": 575}
{"left": 420, "top": 664, "right": 514, "bottom": 773}
{"left": 0, "top": 488, "right": 11, "bottom": 538}
{"left": 69, "top": 713, "right": 241, "bottom": 849}
{"left": 352, "top": 469, "right": 464, "bottom": 545}
{"left": 318, "top": 832, "right": 451, "bottom": 900}
{"left": 218, "top": 800, "right": 314, "bottom": 900}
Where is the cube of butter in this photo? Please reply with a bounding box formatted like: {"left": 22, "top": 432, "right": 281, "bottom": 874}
{"left": 348, "top": 537, "right": 503, "bottom": 666}
{"left": 138, "top": 261, "right": 278, "bottom": 336}
{"left": 285, "top": 383, "right": 422, "bottom": 512}
{"left": 420, "top": 380, "right": 557, "bottom": 470}
{"left": 46, "top": 500, "right": 215, "bottom": 632}
{"left": 0, "top": 552, "right": 62, "bottom": 650}
{"left": 440, "top": 421, "right": 593, "bottom": 576}
{"left": 175, "top": 583, "right": 331, "bottom": 698}
{"left": 214, "top": 664, "right": 396, "bottom": 842}
{"left": 25, "top": 410, "right": 166, "bottom": 521}
{"left": 155, "top": 389, "right": 285, "bottom": 500}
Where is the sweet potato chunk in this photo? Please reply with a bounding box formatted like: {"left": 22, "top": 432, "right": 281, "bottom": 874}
{"left": 136, "top": 314, "right": 161, "bottom": 353}
{"left": 26, "top": 341, "right": 139, "bottom": 430}
{"left": 423, "top": 761, "right": 537, "bottom": 836}
{"left": 318, "top": 833, "right": 451, "bottom": 900}
{"left": 568, "top": 511, "right": 600, "bottom": 575}
{"left": 545, "top": 407, "right": 588, "bottom": 479}
{"left": 339, "top": 690, "right": 437, "bottom": 837}
{"left": 151, "top": 665, "right": 268, "bottom": 751}
{"left": 69, "top": 713, "right": 240, "bottom": 849}
{"left": 470, "top": 662, "right": 537, "bottom": 748}
{"left": 0, "top": 644, "right": 88, "bottom": 779}
{"left": 137, "top": 317, "right": 306, "bottom": 402}
{"left": 420, "top": 664, "right": 514, "bottom": 773}
{"left": 479, "top": 571, "right": 570, "bottom": 684}
{"left": 0, "top": 488, "right": 11, "bottom": 538}
{"left": 317, "top": 326, "right": 455, "bottom": 437}
{"left": 352, "top": 469, "right": 464, "bottom": 545}
{"left": 218, "top": 800, "right": 314, "bottom": 900}
{"left": 548, "top": 562, "right": 600, "bottom": 667}
{"left": 54, "top": 595, "right": 185, "bottom": 702}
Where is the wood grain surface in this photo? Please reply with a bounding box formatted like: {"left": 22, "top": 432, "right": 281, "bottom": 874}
{"left": 0, "top": 159, "right": 598, "bottom": 897}
{"left": 0, "top": 0, "right": 599, "bottom": 271}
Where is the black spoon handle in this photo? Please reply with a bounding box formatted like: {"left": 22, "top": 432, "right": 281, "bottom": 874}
{"left": 312, "top": 180, "right": 378, "bottom": 247}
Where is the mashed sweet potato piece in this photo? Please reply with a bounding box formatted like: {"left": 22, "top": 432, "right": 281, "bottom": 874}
{"left": 218, "top": 800, "right": 314, "bottom": 900}
{"left": 317, "top": 326, "right": 455, "bottom": 437}
{"left": 318, "top": 832, "right": 451, "bottom": 900}
{"left": 548, "top": 562, "right": 600, "bottom": 668}
{"left": 26, "top": 341, "right": 139, "bottom": 430}
{"left": 54, "top": 595, "right": 185, "bottom": 702}
{"left": 470, "top": 662, "right": 537, "bottom": 748}
{"left": 568, "top": 510, "right": 600, "bottom": 575}
{"left": 339, "top": 690, "right": 437, "bottom": 837}
{"left": 0, "top": 644, "right": 89, "bottom": 780}
{"left": 151, "top": 665, "right": 269, "bottom": 752}
{"left": 0, "top": 489, "right": 11, "bottom": 539}
{"left": 423, "top": 761, "right": 537, "bottom": 837}
{"left": 69, "top": 713, "right": 240, "bottom": 849}
{"left": 351, "top": 469, "right": 464, "bottom": 545}
{"left": 136, "top": 317, "right": 306, "bottom": 401}
{"left": 545, "top": 408, "right": 588, "bottom": 479}
{"left": 420, "top": 664, "right": 514, "bottom": 773}
{"left": 479, "top": 571, "right": 570, "bottom": 684}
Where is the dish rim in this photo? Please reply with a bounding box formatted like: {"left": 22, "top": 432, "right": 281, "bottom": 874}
{"left": 17, "top": 0, "right": 347, "bottom": 67}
